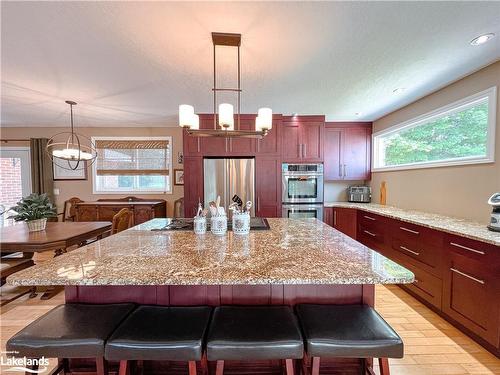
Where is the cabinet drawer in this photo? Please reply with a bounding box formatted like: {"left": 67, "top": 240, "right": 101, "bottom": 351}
{"left": 392, "top": 237, "right": 443, "bottom": 276}
{"left": 444, "top": 234, "right": 500, "bottom": 270}
{"left": 402, "top": 266, "right": 442, "bottom": 309}
{"left": 393, "top": 220, "right": 443, "bottom": 247}
{"left": 443, "top": 251, "right": 500, "bottom": 345}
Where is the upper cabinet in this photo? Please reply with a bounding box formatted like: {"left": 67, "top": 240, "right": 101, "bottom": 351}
{"left": 282, "top": 116, "right": 324, "bottom": 162}
{"left": 324, "top": 122, "right": 372, "bottom": 181}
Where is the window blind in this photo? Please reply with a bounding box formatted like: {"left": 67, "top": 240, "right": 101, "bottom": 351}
{"left": 95, "top": 139, "right": 169, "bottom": 176}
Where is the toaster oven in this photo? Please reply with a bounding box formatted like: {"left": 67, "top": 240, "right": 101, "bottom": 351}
{"left": 347, "top": 186, "right": 371, "bottom": 203}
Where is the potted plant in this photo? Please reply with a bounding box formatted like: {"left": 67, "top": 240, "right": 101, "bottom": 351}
{"left": 9, "top": 193, "right": 57, "bottom": 232}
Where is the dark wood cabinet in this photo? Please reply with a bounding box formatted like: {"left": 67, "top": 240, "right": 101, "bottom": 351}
{"left": 350, "top": 207, "right": 500, "bottom": 356}
{"left": 255, "top": 157, "right": 281, "bottom": 218}
{"left": 75, "top": 200, "right": 166, "bottom": 225}
{"left": 324, "top": 123, "right": 372, "bottom": 181}
{"left": 442, "top": 234, "right": 500, "bottom": 347}
{"left": 323, "top": 207, "right": 334, "bottom": 227}
{"left": 183, "top": 156, "right": 204, "bottom": 217}
{"left": 282, "top": 116, "right": 324, "bottom": 162}
{"left": 333, "top": 208, "right": 357, "bottom": 239}
{"left": 256, "top": 116, "right": 282, "bottom": 156}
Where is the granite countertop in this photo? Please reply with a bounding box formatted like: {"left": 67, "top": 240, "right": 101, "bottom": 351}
{"left": 7, "top": 218, "right": 414, "bottom": 286}
{"left": 324, "top": 202, "right": 499, "bottom": 246}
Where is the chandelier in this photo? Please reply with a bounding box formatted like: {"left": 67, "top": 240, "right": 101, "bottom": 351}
{"left": 46, "top": 101, "right": 97, "bottom": 170}
{"left": 179, "top": 32, "right": 272, "bottom": 139}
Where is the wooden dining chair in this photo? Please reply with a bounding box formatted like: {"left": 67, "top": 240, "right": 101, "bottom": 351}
{"left": 61, "top": 197, "right": 83, "bottom": 222}
{"left": 111, "top": 208, "right": 134, "bottom": 234}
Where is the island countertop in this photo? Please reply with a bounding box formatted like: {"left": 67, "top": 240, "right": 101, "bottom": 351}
{"left": 7, "top": 218, "right": 414, "bottom": 286}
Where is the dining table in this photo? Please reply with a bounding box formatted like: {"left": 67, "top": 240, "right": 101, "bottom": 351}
{"left": 1, "top": 221, "right": 111, "bottom": 299}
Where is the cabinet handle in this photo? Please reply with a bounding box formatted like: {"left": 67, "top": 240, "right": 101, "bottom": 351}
{"left": 450, "top": 268, "right": 485, "bottom": 285}
{"left": 450, "top": 242, "right": 485, "bottom": 255}
{"left": 364, "top": 215, "right": 376, "bottom": 221}
{"left": 400, "top": 245, "right": 420, "bottom": 256}
{"left": 303, "top": 143, "right": 307, "bottom": 157}
{"left": 400, "top": 226, "right": 419, "bottom": 235}
{"left": 257, "top": 197, "right": 260, "bottom": 212}
{"left": 343, "top": 164, "right": 347, "bottom": 177}
{"left": 363, "top": 230, "right": 376, "bottom": 237}
{"left": 334, "top": 210, "right": 337, "bottom": 226}
{"left": 298, "top": 144, "right": 302, "bottom": 158}
{"left": 339, "top": 164, "right": 342, "bottom": 177}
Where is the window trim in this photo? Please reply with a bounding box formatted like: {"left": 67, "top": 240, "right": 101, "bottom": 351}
{"left": 372, "top": 86, "right": 497, "bottom": 172}
{"left": 91, "top": 136, "right": 173, "bottom": 194}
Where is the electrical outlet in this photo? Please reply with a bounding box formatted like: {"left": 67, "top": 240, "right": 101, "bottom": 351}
{"left": 53, "top": 188, "right": 60, "bottom": 195}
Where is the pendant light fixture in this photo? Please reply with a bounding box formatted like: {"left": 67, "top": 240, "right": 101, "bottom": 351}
{"left": 180, "top": 32, "right": 272, "bottom": 138}
{"left": 46, "top": 100, "right": 97, "bottom": 170}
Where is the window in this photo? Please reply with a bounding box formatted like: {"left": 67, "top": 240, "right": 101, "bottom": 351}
{"left": 92, "top": 137, "right": 172, "bottom": 194}
{"left": 372, "top": 87, "right": 496, "bottom": 171}
{"left": 0, "top": 147, "right": 32, "bottom": 225}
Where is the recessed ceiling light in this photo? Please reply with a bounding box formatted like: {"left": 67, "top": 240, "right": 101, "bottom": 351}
{"left": 470, "top": 33, "right": 495, "bottom": 46}
{"left": 355, "top": 112, "right": 362, "bottom": 116}
{"left": 393, "top": 87, "right": 406, "bottom": 94}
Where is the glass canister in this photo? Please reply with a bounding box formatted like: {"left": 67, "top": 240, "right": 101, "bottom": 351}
{"left": 210, "top": 215, "right": 228, "bottom": 236}
{"left": 232, "top": 212, "right": 250, "bottom": 235}
{"left": 193, "top": 216, "right": 207, "bottom": 234}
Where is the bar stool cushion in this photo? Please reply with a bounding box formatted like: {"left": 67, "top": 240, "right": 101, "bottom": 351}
{"left": 7, "top": 303, "right": 135, "bottom": 358}
{"left": 296, "top": 304, "right": 403, "bottom": 359}
{"left": 206, "top": 306, "right": 303, "bottom": 361}
{"left": 105, "top": 306, "right": 212, "bottom": 361}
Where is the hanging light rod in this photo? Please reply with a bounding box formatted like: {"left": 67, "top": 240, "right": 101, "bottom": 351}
{"left": 180, "top": 32, "right": 272, "bottom": 139}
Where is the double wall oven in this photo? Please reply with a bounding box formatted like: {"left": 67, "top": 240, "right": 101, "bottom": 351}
{"left": 281, "top": 163, "right": 324, "bottom": 221}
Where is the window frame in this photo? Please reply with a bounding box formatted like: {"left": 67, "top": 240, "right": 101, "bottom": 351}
{"left": 372, "top": 86, "right": 497, "bottom": 172}
{"left": 91, "top": 136, "right": 173, "bottom": 194}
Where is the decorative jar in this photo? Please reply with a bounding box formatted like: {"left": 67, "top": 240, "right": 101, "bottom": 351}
{"left": 193, "top": 216, "right": 207, "bottom": 234}
{"left": 232, "top": 212, "right": 250, "bottom": 235}
{"left": 210, "top": 215, "right": 227, "bottom": 236}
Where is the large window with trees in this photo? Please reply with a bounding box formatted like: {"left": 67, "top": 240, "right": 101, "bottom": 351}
{"left": 372, "top": 87, "right": 496, "bottom": 171}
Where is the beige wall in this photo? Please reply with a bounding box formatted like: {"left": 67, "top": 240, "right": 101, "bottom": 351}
{"left": 0, "top": 126, "right": 184, "bottom": 216}
{"left": 371, "top": 61, "right": 500, "bottom": 223}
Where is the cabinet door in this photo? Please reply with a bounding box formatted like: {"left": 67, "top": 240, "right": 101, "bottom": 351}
{"left": 255, "top": 157, "right": 281, "bottom": 218}
{"left": 257, "top": 117, "right": 282, "bottom": 156}
{"left": 324, "top": 128, "right": 343, "bottom": 180}
{"left": 282, "top": 120, "right": 301, "bottom": 161}
{"left": 183, "top": 156, "right": 204, "bottom": 217}
{"left": 333, "top": 207, "right": 357, "bottom": 239}
{"left": 323, "top": 207, "right": 334, "bottom": 226}
{"left": 229, "top": 116, "right": 256, "bottom": 155}
{"left": 301, "top": 121, "right": 324, "bottom": 162}
{"left": 183, "top": 128, "right": 200, "bottom": 156}
{"left": 343, "top": 127, "right": 371, "bottom": 180}
{"left": 442, "top": 251, "right": 499, "bottom": 345}
{"left": 200, "top": 116, "right": 229, "bottom": 155}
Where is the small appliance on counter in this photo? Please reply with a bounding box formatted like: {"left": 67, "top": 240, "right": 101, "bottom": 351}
{"left": 487, "top": 193, "right": 500, "bottom": 232}
{"left": 347, "top": 186, "right": 371, "bottom": 203}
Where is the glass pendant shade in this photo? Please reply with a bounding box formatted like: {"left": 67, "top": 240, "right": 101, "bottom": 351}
{"left": 179, "top": 104, "right": 195, "bottom": 128}
{"left": 191, "top": 114, "right": 200, "bottom": 130}
{"left": 218, "top": 103, "right": 234, "bottom": 130}
{"left": 46, "top": 101, "right": 97, "bottom": 171}
{"left": 256, "top": 108, "right": 273, "bottom": 131}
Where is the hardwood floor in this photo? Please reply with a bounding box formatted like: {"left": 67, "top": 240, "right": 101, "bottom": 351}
{"left": 1, "top": 283, "right": 499, "bottom": 374}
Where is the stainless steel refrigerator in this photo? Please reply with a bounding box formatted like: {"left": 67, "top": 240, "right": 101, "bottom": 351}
{"left": 203, "top": 158, "right": 255, "bottom": 216}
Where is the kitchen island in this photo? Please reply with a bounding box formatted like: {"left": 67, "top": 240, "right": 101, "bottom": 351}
{"left": 7, "top": 218, "right": 413, "bottom": 373}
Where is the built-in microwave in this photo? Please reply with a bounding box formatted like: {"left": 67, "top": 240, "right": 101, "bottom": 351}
{"left": 282, "top": 163, "right": 324, "bottom": 204}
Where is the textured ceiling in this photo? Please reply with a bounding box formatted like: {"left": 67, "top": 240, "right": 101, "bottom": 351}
{"left": 1, "top": 1, "right": 500, "bottom": 127}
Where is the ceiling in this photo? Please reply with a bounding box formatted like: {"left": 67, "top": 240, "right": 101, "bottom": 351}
{"left": 2, "top": 1, "right": 500, "bottom": 127}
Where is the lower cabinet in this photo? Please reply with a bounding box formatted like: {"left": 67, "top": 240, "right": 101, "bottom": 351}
{"left": 255, "top": 157, "right": 281, "bottom": 218}
{"left": 323, "top": 207, "right": 356, "bottom": 239}
{"left": 346, "top": 207, "right": 500, "bottom": 355}
{"left": 442, "top": 234, "right": 500, "bottom": 346}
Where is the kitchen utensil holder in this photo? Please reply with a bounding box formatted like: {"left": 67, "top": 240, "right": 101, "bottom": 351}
{"left": 211, "top": 215, "right": 228, "bottom": 236}
{"left": 194, "top": 216, "right": 207, "bottom": 234}
{"left": 232, "top": 212, "right": 250, "bottom": 235}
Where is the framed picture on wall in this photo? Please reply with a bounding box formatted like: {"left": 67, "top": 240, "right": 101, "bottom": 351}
{"left": 174, "top": 169, "right": 184, "bottom": 186}
{"left": 53, "top": 161, "right": 88, "bottom": 180}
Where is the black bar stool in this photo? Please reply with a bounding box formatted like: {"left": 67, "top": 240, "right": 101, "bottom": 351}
{"left": 7, "top": 303, "right": 135, "bottom": 375}
{"left": 105, "top": 305, "right": 212, "bottom": 375}
{"left": 206, "top": 306, "right": 304, "bottom": 375}
{"left": 296, "top": 304, "right": 403, "bottom": 375}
